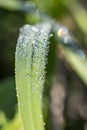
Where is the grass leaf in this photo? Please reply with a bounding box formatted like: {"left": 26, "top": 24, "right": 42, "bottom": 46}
{"left": 15, "top": 22, "right": 51, "bottom": 130}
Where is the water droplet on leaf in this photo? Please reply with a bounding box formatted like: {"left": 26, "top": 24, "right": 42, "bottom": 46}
{"left": 26, "top": 74, "right": 30, "bottom": 78}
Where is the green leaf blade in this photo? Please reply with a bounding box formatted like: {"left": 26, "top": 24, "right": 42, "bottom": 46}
{"left": 15, "top": 23, "right": 51, "bottom": 130}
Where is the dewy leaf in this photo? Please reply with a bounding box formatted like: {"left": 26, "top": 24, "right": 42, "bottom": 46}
{"left": 15, "top": 22, "right": 51, "bottom": 130}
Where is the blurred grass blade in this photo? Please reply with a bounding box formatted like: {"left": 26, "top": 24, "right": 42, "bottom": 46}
{"left": 64, "top": 48, "right": 87, "bottom": 85}
{"left": 64, "top": 0, "right": 87, "bottom": 34}
{"left": 2, "top": 112, "right": 23, "bottom": 130}
{"left": 0, "top": 77, "right": 16, "bottom": 119}
{"left": 0, "top": 0, "right": 21, "bottom": 10}
{"left": 15, "top": 22, "right": 51, "bottom": 130}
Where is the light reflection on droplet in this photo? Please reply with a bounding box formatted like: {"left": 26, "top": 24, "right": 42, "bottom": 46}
{"left": 58, "top": 26, "right": 68, "bottom": 38}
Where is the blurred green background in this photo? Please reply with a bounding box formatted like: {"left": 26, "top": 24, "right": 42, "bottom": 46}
{"left": 0, "top": 0, "right": 87, "bottom": 130}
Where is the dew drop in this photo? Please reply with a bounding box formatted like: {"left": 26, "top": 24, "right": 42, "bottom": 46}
{"left": 36, "top": 9, "right": 40, "bottom": 18}
{"left": 16, "top": 93, "right": 18, "bottom": 97}
{"left": 32, "top": 27, "right": 38, "bottom": 32}
{"left": 50, "top": 34, "right": 53, "bottom": 37}
{"left": 26, "top": 74, "right": 30, "bottom": 78}
{"left": 76, "top": 49, "right": 85, "bottom": 59}
{"left": 38, "top": 77, "right": 42, "bottom": 80}
{"left": 43, "top": 122, "right": 46, "bottom": 126}
{"left": 40, "top": 114, "right": 42, "bottom": 117}
{"left": 21, "top": 104, "right": 23, "bottom": 107}
{"left": 35, "top": 71, "right": 38, "bottom": 74}
{"left": 22, "top": 1, "right": 36, "bottom": 13}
